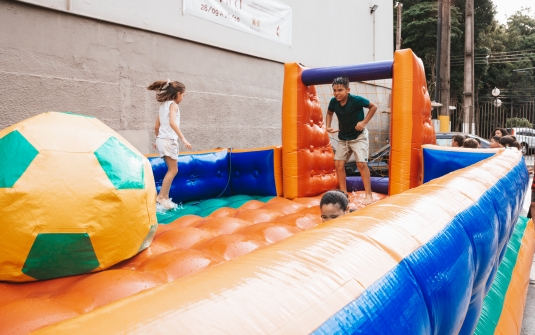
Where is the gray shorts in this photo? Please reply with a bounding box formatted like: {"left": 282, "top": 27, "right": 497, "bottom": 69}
{"left": 334, "top": 129, "right": 369, "bottom": 162}
{"left": 156, "top": 138, "right": 179, "bottom": 160}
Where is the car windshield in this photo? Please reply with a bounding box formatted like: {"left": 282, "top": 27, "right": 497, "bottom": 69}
{"left": 370, "top": 144, "right": 390, "bottom": 159}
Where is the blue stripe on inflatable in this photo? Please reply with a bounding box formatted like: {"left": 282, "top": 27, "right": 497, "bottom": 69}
{"left": 314, "top": 262, "right": 432, "bottom": 335}
{"left": 422, "top": 148, "right": 495, "bottom": 183}
{"left": 148, "top": 150, "right": 230, "bottom": 203}
{"left": 229, "top": 149, "right": 278, "bottom": 196}
{"left": 301, "top": 61, "right": 393, "bottom": 86}
{"left": 313, "top": 159, "right": 528, "bottom": 334}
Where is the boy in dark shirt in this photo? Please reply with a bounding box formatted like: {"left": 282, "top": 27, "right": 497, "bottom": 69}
{"left": 326, "top": 77, "right": 377, "bottom": 205}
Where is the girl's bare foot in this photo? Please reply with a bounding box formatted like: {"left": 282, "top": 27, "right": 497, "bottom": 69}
{"left": 363, "top": 194, "right": 374, "bottom": 205}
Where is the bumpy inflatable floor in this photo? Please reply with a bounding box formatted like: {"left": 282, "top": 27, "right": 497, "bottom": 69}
{"left": 0, "top": 192, "right": 387, "bottom": 334}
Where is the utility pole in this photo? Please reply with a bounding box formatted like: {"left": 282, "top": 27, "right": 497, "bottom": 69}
{"left": 438, "top": 0, "right": 451, "bottom": 131}
{"left": 463, "top": 0, "right": 475, "bottom": 134}
{"left": 395, "top": 2, "right": 403, "bottom": 50}
{"left": 433, "top": 1, "right": 442, "bottom": 120}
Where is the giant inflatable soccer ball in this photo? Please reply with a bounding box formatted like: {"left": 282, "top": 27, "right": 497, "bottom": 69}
{"left": 0, "top": 112, "right": 157, "bottom": 282}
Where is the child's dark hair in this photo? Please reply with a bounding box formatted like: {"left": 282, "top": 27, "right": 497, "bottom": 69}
{"left": 462, "top": 138, "right": 478, "bottom": 148}
{"left": 147, "top": 80, "right": 186, "bottom": 103}
{"left": 452, "top": 134, "right": 466, "bottom": 147}
{"left": 491, "top": 136, "right": 501, "bottom": 143}
{"left": 332, "top": 77, "right": 350, "bottom": 89}
{"left": 320, "top": 190, "right": 349, "bottom": 210}
{"left": 499, "top": 135, "right": 521, "bottom": 150}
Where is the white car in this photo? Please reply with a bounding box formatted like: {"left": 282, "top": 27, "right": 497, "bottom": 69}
{"left": 509, "top": 127, "right": 535, "bottom": 155}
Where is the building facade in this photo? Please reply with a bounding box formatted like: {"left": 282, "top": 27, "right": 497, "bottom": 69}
{"left": 0, "top": 0, "right": 393, "bottom": 153}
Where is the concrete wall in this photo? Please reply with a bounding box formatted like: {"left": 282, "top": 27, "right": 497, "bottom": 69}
{"left": 0, "top": 0, "right": 393, "bottom": 154}
{"left": 0, "top": 0, "right": 283, "bottom": 153}
{"left": 14, "top": 0, "right": 394, "bottom": 67}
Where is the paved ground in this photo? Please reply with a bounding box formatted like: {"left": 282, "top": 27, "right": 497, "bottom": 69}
{"left": 521, "top": 156, "right": 534, "bottom": 335}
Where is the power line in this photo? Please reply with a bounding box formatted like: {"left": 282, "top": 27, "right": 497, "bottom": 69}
{"left": 450, "top": 48, "right": 535, "bottom": 60}
{"left": 451, "top": 56, "right": 535, "bottom": 64}
{"left": 451, "top": 59, "right": 535, "bottom": 66}
{"left": 451, "top": 54, "right": 535, "bottom": 62}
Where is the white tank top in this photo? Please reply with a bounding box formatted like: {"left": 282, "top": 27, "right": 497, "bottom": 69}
{"left": 157, "top": 100, "right": 180, "bottom": 140}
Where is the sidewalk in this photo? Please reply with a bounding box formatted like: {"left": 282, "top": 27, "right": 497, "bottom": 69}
{"left": 525, "top": 155, "right": 534, "bottom": 169}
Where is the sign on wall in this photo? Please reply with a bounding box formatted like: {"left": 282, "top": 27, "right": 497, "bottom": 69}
{"left": 184, "top": 0, "right": 292, "bottom": 46}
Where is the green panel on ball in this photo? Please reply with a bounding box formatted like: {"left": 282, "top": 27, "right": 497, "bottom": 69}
{"left": 94, "top": 136, "right": 145, "bottom": 189}
{"left": 0, "top": 130, "right": 39, "bottom": 188}
{"left": 61, "top": 111, "right": 95, "bottom": 118}
{"left": 138, "top": 224, "right": 158, "bottom": 252}
{"left": 22, "top": 233, "right": 100, "bottom": 280}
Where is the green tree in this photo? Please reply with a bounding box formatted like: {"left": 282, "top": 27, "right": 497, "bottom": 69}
{"left": 506, "top": 117, "right": 532, "bottom": 128}
{"left": 398, "top": 1, "right": 463, "bottom": 98}
{"left": 394, "top": 1, "right": 534, "bottom": 110}
{"left": 477, "top": 8, "right": 535, "bottom": 106}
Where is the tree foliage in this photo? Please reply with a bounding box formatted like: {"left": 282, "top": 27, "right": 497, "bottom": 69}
{"left": 506, "top": 117, "right": 533, "bottom": 128}
{"left": 394, "top": 0, "right": 535, "bottom": 106}
{"left": 478, "top": 8, "right": 535, "bottom": 105}
{"left": 397, "top": 1, "right": 463, "bottom": 98}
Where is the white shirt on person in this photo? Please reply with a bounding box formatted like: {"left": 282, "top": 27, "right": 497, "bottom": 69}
{"left": 157, "top": 100, "right": 180, "bottom": 140}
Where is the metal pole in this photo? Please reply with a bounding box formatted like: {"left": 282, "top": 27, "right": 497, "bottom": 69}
{"left": 434, "top": 1, "right": 442, "bottom": 119}
{"left": 373, "top": 11, "right": 376, "bottom": 61}
{"left": 439, "top": 0, "right": 451, "bottom": 120}
{"left": 395, "top": 3, "right": 403, "bottom": 50}
{"left": 463, "top": 0, "right": 475, "bottom": 134}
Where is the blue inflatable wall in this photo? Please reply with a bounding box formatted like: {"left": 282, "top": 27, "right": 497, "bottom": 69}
{"left": 422, "top": 145, "right": 498, "bottom": 183}
{"left": 148, "top": 147, "right": 282, "bottom": 203}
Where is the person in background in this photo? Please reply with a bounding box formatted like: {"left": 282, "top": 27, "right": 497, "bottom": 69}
{"left": 499, "top": 135, "right": 521, "bottom": 150}
{"left": 462, "top": 138, "right": 479, "bottom": 148}
{"left": 451, "top": 134, "right": 466, "bottom": 147}
{"left": 489, "top": 136, "right": 503, "bottom": 148}
{"left": 320, "top": 190, "right": 350, "bottom": 222}
{"left": 493, "top": 127, "right": 510, "bottom": 137}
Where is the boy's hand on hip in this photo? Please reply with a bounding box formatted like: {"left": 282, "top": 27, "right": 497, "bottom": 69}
{"left": 327, "top": 127, "right": 339, "bottom": 133}
{"left": 355, "top": 122, "right": 366, "bottom": 131}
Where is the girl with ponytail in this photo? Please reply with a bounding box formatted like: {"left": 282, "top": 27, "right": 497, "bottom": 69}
{"left": 147, "top": 79, "right": 192, "bottom": 209}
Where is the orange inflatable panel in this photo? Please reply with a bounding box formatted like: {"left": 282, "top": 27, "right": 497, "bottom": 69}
{"left": 282, "top": 63, "right": 338, "bottom": 199}
{"left": 389, "top": 49, "right": 435, "bottom": 195}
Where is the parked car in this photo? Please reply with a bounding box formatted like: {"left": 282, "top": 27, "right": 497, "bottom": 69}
{"left": 508, "top": 127, "right": 535, "bottom": 155}
{"left": 342, "top": 132, "right": 490, "bottom": 177}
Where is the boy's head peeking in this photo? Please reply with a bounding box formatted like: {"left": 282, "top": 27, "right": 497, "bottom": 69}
{"left": 332, "top": 76, "right": 350, "bottom": 89}
{"left": 320, "top": 190, "right": 350, "bottom": 222}
{"left": 332, "top": 77, "right": 351, "bottom": 103}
